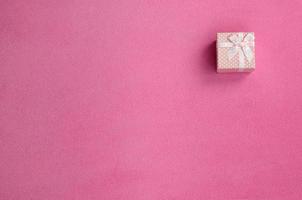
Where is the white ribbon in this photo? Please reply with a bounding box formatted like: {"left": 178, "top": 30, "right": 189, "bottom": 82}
{"left": 218, "top": 33, "right": 254, "bottom": 71}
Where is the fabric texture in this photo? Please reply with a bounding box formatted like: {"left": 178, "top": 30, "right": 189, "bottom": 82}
{"left": 1, "top": 0, "right": 302, "bottom": 200}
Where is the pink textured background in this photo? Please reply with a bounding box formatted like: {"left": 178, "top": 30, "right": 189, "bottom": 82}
{"left": 1, "top": 0, "right": 302, "bottom": 199}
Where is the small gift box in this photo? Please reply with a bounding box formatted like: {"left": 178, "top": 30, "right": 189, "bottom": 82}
{"left": 216, "top": 32, "right": 255, "bottom": 73}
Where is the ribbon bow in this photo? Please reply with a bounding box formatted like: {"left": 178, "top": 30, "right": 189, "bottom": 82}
{"left": 218, "top": 33, "right": 255, "bottom": 70}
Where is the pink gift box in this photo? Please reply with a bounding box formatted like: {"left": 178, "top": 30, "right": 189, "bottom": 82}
{"left": 216, "top": 32, "right": 255, "bottom": 73}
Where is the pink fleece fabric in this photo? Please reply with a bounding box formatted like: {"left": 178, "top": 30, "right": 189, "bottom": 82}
{"left": 1, "top": 0, "right": 302, "bottom": 199}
